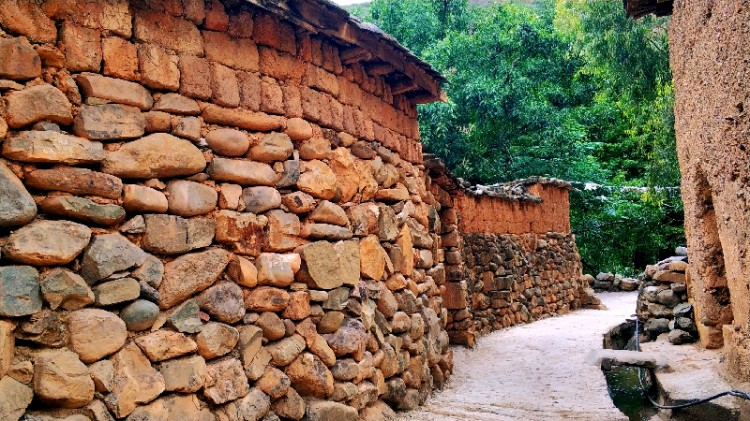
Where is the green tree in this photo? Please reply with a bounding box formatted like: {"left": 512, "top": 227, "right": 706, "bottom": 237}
{"left": 360, "top": 0, "right": 684, "bottom": 273}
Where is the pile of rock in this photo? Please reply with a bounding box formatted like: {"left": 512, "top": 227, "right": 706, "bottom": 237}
{"left": 588, "top": 272, "right": 640, "bottom": 292}
{"left": 0, "top": 1, "right": 453, "bottom": 420}
{"left": 637, "top": 255, "right": 697, "bottom": 345}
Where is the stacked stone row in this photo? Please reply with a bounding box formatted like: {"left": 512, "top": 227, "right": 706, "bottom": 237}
{"left": 637, "top": 258, "right": 698, "bottom": 345}
{"left": 424, "top": 181, "right": 473, "bottom": 346}
{"left": 461, "top": 233, "right": 586, "bottom": 337}
{"left": 0, "top": 1, "right": 452, "bottom": 420}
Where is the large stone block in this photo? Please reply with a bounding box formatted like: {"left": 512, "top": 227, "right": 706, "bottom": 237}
{"left": 179, "top": 54, "right": 212, "bottom": 100}
{"left": 79, "top": 233, "right": 148, "bottom": 283}
{"left": 3, "top": 131, "right": 104, "bottom": 165}
{"left": 0, "top": 37, "right": 41, "bottom": 80}
{"left": 215, "top": 210, "right": 267, "bottom": 256}
{"left": 5, "top": 85, "right": 73, "bottom": 128}
{"left": 201, "top": 104, "right": 284, "bottom": 132}
{"left": 158, "top": 248, "right": 231, "bottom": 309}
{"left": 134, "top": 11, "right": 203, "bottom": 55}
{"left": 73, "top": 104, "right": 145, "bottom": 141}
{"left": 67, "top": 309, "right": 127, "bottom": 363}
{"left": 166, "top": 180, "right": 217, "bottom": 217}
{"left": 102, "top": 36, "right": 139, "bottom": 80}
{"left": 208, "top": 158, "right": 277, "bottom": 186}
{"left": 142, "top": 214, "right": 216, "bottom": 255}
{"left": 3, "top": 220, "right": 91, "bottom": 266}
{"left": 203, "top": 357, "right": 249, "bottom": 405}
{"left": 0, "top": 266, "right": 41, "bottom": 317}
{"left": 42, "top": 0, "right": 132, "bottom": 38}
{"left": 138, "top": 43, "right": 180, "bottom": 91}
{"left": 61, "top": 22, "right": 102, "bottom": 72}
{"left": 203, "top": 30, "right": 259, "bottom": 71}
{"left": 0, "top": 161, "right": 37, "bottom": 228}
{"left": 102, "top": 133, "right": 205, "bottom": 179}
{"left": 206, "top": 128, "right": 250, "bottom": 157}
{"left": 123, "top": 185, "right": 168, "bottom": 213}
{"left": 75, "top": 73, "right": 154, "bottom": 110}
{"left": 0, "top": 1, "right": 56, "bottom": 43}
{"left": 298, "top": 240, "right": 360, "bottom": 290}
{"left": 33, "top": 349, "right": 94, "bottom": 408}
{"left": 297, "top": 160, "right": 337, "bottom": 200}
{"left": 125, "top": 393, "right": 214, "bottom": 421}
{"left": 105, "top": 342, "right": 165, "bottom": 418}
{"left": 26, "top": 167, "right": 123, "bottom": 199}
{"left": 0, "top": 376, "right": 33, "bottom": 421}
{"left": 40, "top": 196, "right": 126, "bottom": 227}
{"left": 210, "top": 62, "right": 240, "bottom": 107}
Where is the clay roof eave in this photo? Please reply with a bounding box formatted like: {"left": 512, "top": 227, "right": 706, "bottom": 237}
{"left": 624, "top": 0, "right": 674, "bottom": 19}
{"left": 242, "top": 0, "right": 447, "bottom": 104}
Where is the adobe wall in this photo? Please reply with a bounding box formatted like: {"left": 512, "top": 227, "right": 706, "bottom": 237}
{"left": 668, "top": 0, "right": 750, "bottom": 379}
{"left": 425, "top": 163, "right": 585, "bottom": 346}
{"left": 0, "top": 1, "right": 453, "bottom": 420}
{"left": 453, "top": 184, "right": 571, "bottom": 235}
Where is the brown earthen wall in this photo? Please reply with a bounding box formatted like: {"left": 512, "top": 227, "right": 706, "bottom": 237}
{"left": 0, "top": 1, "right": 453, "bottom": 420}
{"left": 453, "top": 185, "right": 571, "bottom": 235}
{"left": 669, "top": 0, "right": 750, "bottom": 379}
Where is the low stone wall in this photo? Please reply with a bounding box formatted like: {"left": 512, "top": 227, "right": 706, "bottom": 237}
{"left": 459, "top": 233, "right": 586, "bottom": 340}
{"left": 424, "top": 160, "right": 586, "bottom": 346}
{"left": 0, "top": 1, "right": 452, "bottom": 420}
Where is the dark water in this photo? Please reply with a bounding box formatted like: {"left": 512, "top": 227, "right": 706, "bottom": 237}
{"left": 605, "top": 366, "right": 658, "bottom": 421}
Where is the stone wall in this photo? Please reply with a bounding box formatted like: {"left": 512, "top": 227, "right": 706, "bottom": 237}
{"left": 668, "top": 0, "right": 750, "bottom": 379}
{"left": 424, "top": 160, "right": 585, "bottom": 346}
{"left": 455, "top": 232, "right": 585, "bottom": 344}
{"left": 0, "top": 1, "right": 453, "bottom": 420}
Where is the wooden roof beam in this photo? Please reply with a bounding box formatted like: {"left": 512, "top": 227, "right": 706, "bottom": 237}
{"left": 340, "top": 47, "right": 372, "bottom": 64}
{"left": 365, "top": 62, "right": 395, "bottom": 76}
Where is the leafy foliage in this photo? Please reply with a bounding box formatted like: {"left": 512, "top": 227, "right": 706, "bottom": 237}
{"left": 358, "top": 0, "right": 684, "bottom": 273}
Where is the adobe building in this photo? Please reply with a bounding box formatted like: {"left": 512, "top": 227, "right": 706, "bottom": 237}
{"left": 626, "top": 0, "right": 750, "bottom": 380}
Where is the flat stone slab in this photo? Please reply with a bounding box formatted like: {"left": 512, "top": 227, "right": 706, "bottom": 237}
{"left": 586, "top": 349, "right": 669, "bottom": 370}
{"left": 642, "top": 335, "right": 740, "bottom": 419}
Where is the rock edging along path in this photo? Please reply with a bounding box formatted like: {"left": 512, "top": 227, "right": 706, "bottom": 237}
{"left": 399, "top": 292, "right": 636, "bottom": 421}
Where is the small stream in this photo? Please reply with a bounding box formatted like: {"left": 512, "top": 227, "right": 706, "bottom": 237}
{"left": 605, "top": 366, "right": 658, "bottom": 421}
{"left": 603, "top": 320, "right": 659, "bottom": 421}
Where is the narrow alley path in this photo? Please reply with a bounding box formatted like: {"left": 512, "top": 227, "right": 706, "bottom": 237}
{"left": 399, "top": 292, "right": 637, "bottom": 421}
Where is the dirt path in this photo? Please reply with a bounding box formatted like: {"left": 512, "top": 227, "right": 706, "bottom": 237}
{"left": 398, "top": 292, "right": 637, "bottom": 421}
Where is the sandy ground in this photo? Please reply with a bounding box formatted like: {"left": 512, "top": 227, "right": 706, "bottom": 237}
{"left": 398, "top": 292, "right": 636, "bottom": 421}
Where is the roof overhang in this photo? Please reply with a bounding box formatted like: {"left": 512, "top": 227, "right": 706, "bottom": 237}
{"left": 624, "top": 0, "right": 674, "bottom": 19}
{"left": 243, "top": 0, "right": 446, "bottom": 104}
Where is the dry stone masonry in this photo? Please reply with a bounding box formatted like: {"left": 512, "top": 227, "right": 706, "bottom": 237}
{"left": 0, "top": 1, "right": 453, "bottom": 420}
{"left": 425, "top": 157, "right": 589, "bottom": 347}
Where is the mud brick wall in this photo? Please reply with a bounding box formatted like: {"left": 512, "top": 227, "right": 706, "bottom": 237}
{"left": 453, "top": 184, "right": 571, "bottom": 235}
{"left": 0, "top": 1, "right": 452, "bottom": 420}
{"left": 668, "top": 0, "right": 750, "bottom": 380}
